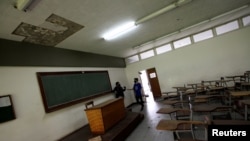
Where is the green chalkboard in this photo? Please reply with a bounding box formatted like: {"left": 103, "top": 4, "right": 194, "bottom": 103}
{"left": 37, "top": 71, "right": 112, "bottom": 113}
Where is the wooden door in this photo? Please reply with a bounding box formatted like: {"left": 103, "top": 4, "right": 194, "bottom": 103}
{"left": 146, "top": 68, "right": 162, "bottom": 98}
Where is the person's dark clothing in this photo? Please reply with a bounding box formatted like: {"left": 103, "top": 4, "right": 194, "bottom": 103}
{"left": 113, "top": 82, "right": 126, "bottom": 98}
{"left": 133, "top": 82, "right": 143, "bottom": 103}
{"left": 133, "top": 78, "right": 144, "bottom": 111}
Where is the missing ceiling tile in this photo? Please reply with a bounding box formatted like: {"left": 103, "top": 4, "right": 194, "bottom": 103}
{"left": 12, "top": 14, "right": 84, "bottom": 46}
{"left": 39, "top": 21, "right": 68, "bottom": 32}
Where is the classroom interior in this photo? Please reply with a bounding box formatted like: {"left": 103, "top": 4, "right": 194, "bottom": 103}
{"left": 1, "top": 1, "right": 250, "bottom": 141}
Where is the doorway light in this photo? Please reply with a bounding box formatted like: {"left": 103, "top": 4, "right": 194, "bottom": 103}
{"left": 103, "top": 21, "right": 137, "bottom": 40}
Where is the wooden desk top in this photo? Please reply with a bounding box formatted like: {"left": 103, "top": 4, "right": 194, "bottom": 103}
{"left": 157, "top": 107, "right": 189, "bottom": 114}
{"left": 156, "top": 120, "right": 204, "bottom": 131}
{"left": 207, "top": 86, "right": 224, "bottom": 90}
{"left": 162, "top": 100, "right": 188, "bottom": 105}
{"left": 193, "top": 105, "right": 232, "bottom": 112}
{"left": 210, "top": 120, "right": 250, "bottom": 125}
{"left": 228, "top": 91, "right": 250, "bottom": 97}
{"left": 240, "top": 99, "right": 250, "bottom": 105}
{"left": 195, "top": 95, "right": 222, "bottom": 99}
{"left": 185, "top": 89, "right": 196, "bottom": 94}
{"left": 85, "top": 98, "right": 123, "bottom": 110}
{"left": 241, "top": 82, "right": 250, "bottom": 86}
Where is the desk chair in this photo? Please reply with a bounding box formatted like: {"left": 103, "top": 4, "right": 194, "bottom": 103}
{"left": 161, "top": 91, "right": 179, "bottom": 100}
{"left": 176, "top": 124, "right": 207, "bottom": 141}
{"left": 175, "top": 103, "right": 207, "bottom": 141}
{"left": 156, "top": 104, "right": 207, "bottom": 141}
{"left": 233, "top": 99, "right": 250, "bottom": 120}
{"left": 175, "top": 103, "right": 195, "bottom": 139}
{"left": 189, "top": 95, "right": 232, "bottom": 120}
{"left": 162, "top": 91, "right": 189, "bottom": 108}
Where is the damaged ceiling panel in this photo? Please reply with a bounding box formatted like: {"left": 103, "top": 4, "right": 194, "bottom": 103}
{"left": 12, "top": 14, "right": 84, "bottom": 46}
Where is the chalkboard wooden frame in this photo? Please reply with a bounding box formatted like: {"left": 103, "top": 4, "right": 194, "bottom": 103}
{"left": 37, "top": 71, "right": 112, "bottom": 113}
{"left": 0, "top": 95, "right": 16, "bottom": 123}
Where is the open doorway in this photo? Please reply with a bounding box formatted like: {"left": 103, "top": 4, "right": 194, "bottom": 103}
{"left": 139, "top": 67, "right": 162, "bottom": 101}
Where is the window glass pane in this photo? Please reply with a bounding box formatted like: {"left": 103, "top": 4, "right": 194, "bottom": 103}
{"left": 156, "top": 44, "right": 172, "bottom": 54}
{"left": 242, "top": 15, "right": 250, "bottom": 26}
{"left": 140, "top": 50, "right": 154, "bottom": 60}
{"left": 215, "top": 20, "right": 239, "bottom": 35}
{"left": 126, "top": 55, "right": 139, "bottom": 64}
{"left": 173, "top": 37, "right": 191, "bottom": 49}
{"left": 193, "top": 30, "right": 213, "bottom": 43}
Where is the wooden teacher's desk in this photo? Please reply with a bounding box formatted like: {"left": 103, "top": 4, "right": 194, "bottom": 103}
{"left": 85, "top": 98, "right": 126, "bottom": 134}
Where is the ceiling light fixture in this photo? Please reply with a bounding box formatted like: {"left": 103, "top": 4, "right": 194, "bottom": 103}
{"left": 103, "top": 21, "right": 137, "bottom": 40}
{"left": 136, "top": 0, "right": 192, "bottom": 25}
{"left": 14, "top": 0, "right": 42, "bottom": 12}
{"left": 103, "top": 0, "right": 192, "bottom": 40}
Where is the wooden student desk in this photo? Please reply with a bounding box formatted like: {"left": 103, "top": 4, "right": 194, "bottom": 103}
{"left": 239, "top": 99, "right": 250, "bottom": 120}
{"left": 157, "top": 119, "right": 250, "bottom": 131}
{"left": 194, "top": 95, "right": 223, "bottom": 102}
{"left": 157, "top": 107, "right": 190, "bottom": 120}
{"left": 156, "top": 120, "right": 204, "bottom": 131}
{"left": 208, "top": 119, "right": 250, "bottom": 125}
{"left": 192, "top": 104, "right": 232, "bottom": 113}
{"left": 162, "top": 100, "right": 189, "bottom": 106}
{"left": 156, "top": 107, "right": 189, "bottom": 114}
{"left": 227, "top": 90, "right": 250, "bottom": 106}
{"left": 195, "top": 95, "right": 222, "bottom": 99}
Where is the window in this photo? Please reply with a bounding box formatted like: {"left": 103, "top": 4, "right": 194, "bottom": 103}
{"left": 140, "top": 50, "right": 155, "bottom": 60}
{"left": 173, "top": 37, "right": 191, "bottom": 49}
{"left": 126, "top": 55, "right": 139, "bottom": 64}
{"left": 193, "top": 29, "right": 213, "bottom": 42}
{"left": 242, "top": 15, "right": 250, "bottom": 26}
{"left": 156, "top": 44, "right": 172, "bottom": 55}
{"left": 215, "top": 20, "right": 239, "bottom": 35}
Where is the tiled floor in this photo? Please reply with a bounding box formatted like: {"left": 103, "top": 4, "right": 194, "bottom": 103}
{"left": 125, "top": 94, "right": 175, "bottom": 141}
{"left": 125, "top": 93, "right": 239, "bottom": 141}
{"left": 61, "top": 92, "right": 244, "bottom": 141}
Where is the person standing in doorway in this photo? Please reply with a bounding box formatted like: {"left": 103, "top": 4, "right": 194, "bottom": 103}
{"left": 113, "top": 81, "right": 126, "bottom": 98}
{"left": 133, "top": 78, "right": 144, "bottom": 111}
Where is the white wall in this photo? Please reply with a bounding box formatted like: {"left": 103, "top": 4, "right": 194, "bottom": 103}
{"left": 1, "top": 26, "right": 250, "bottom": 141}
{"left": 125, "top": 26, "right": 250, "bottom": 92}
{"left": 0, "top": 67, "right": 133, "bottom": 141}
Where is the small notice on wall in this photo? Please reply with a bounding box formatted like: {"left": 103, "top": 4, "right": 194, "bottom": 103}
{"left": 0, "top": 96, "right": 11, "bottom": 107}
{"left": 150, "top": 73, "right": 156, "bottom": 78}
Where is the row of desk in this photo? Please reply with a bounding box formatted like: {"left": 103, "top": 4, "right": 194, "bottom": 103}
{"left": 157, "top": 72, "right": 250, "bottom": 140}
{"left": 156, "top": 89, "right": 250, "bottom": 140}
{"left": 156, "top": 119, "right": 250, "bottom": 131}
{"left": 161, "top": 90, "right": 250, "bottom": 120}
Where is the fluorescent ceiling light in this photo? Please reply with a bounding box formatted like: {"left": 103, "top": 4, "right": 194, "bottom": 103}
{"left": 102, "top": 0, "right": 192, "bottom": 40}
{"left": 103, "top": 21, "right": 137, "bottom": 40}
{"left": 136, "top": 0, "right": 192, "bottom": 25}
{"left": 14, "top": 0, "right": 42, "bottom": 12}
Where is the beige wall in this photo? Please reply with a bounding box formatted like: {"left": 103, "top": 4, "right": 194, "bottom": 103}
{"left": 0, "top": 67, "right": 133, "bottom": 141}
{"left": 0, "top": 26, "right": 250, "bottom": 141}
{"left": 125, "top": 26, "right": 250, "bottom": 92}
